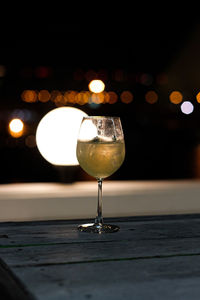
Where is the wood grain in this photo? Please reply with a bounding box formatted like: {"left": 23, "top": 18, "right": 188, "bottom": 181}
{"left": 1, "top": 215, "right": 200, "bottom": 299}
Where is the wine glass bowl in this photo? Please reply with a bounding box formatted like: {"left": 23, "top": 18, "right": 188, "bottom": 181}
{"left": 76, "top": 116, "right": 125, "bottom": 233}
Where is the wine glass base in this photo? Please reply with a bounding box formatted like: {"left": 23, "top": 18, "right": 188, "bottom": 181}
{"left": 78, "top": 223, "right": 120, "bottom": 233}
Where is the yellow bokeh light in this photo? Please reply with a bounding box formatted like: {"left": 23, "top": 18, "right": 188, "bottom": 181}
{"left": 36, "top": 107, "right": 88, "bottom": 166}
{"left": 88, "top": 80, "right": 105, "bottom": 93}
{"left": 145, "top": 91, "right": 158, "bottom": 104}
{"left": 9, "top": 118, "right": 24, "bottom": 138}
{"left": 169, "top": 91, "right": 183, "bottom": 104}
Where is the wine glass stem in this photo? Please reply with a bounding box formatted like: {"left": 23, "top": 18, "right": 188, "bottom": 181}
{"left": 95, "top": 179, "right": 103, "bottom": 225}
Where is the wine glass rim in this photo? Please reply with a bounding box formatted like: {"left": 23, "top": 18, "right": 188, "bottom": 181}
{"left": 82, "top": 116, "right": 120, "bottom": 119}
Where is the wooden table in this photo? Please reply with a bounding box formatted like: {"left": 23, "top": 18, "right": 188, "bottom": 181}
{"left": 1, "top": 214, "right": 200, "bottom": 299}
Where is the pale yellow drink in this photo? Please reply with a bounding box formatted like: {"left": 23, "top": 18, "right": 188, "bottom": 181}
{"left": 77, "top": 140, "right": 125, "bottom": 179}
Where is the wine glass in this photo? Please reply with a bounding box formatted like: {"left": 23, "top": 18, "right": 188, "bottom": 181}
{"left": 76, "top": 116, "right": 125, "bottom": 233}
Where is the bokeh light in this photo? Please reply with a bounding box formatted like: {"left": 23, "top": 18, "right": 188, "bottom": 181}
{"left": 145, "top": 90, "right": 158, "bottom": 104}
{"left": 196, "top": 92, "right": 200, "bottom": 103}
{"left": 11, "top": 108, "right": 33, "bottom": 122}
{"left": 9, "top": 118, "right": 24, "bottom": 138}
{"left": 107, "top": 91, "right": 118, "bottom": 104}
{"left": 36, "top": 107, "right": 88, "bottom": 166}
{"left": 0, "top": 65, "right": 6, "bottom": 77}
{"left": 54, "top": 94, "right": 66, "bottom": 107}
{"left": 11, "top": 109, "right": 25, "bottom": 121}
{"left": 91, "top": 92, "right": 105, "bottom": 104}
{"left": 63, "top": 90, "right": 78, "bottom": 104}
{"left": 156, "top": 73, "right": 168, "bottom": 85}
{"left": 97, "top": 69, "right": 108, "bottom": 81}
{"left": 169, "top": 91, "right": 183, "bottom": 104}
{"left": 78, "top": 119, "right": 97, "bottom": 141}
{"left": 113, "top": 69, "right": 126, "bottom": 82}
{"left": 78, "top": 91, "right": 90, "bottom": 105}
{"left": 21, "top": 90, "right": 37, "bottom": 103}
{"left": 180, "top": 101, "right": 194, "bottom": 114}
{"left": 50, "top": 90, "right": 62, "bottom": 102}
{"left": 120, "top": 91, "right": 133, "bottom": 104}
{"left": 76, "top": 92, "right": 88, "bottom": 105}
{"left": 25, "top": 135, "right": 36, "bottom": 148}
{"left": 88, "top": 80, "right": 105, "bottom": 93}
{"left": 50, "top": 90, "right": 67, "bottom": 107}
{"left": 85, "top": 70, "right": 97, "bottom": 82}
{"left": 140, "top": 73, "right": 153, "bottom": 86}
{"left": 34, "top": 66, "right": 52, "bottom": 78}
{"left": 38, "top": 90, "right": 51, "bottom": 103}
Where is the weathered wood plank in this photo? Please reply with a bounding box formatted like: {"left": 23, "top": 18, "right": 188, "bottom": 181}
{"left": 11, "top": 255, "right": 200, "bottom": 300}
{"left": 1, "top": 215, "right": 200, "bottom": 299}
{"left": 0, "top": 237, "right": 199, "bottom": 268}
{"left": 1, "top": 215, "right": 200, "bottom": 247}
{"left": 0, "top": 258, "right": 35, "bottom": 300}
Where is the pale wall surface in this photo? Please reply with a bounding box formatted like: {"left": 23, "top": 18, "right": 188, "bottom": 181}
{"left": 0, "top": 180, "right": 200, "bottom": 222}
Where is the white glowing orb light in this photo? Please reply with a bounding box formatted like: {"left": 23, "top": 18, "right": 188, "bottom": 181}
{"left": 36, "top": 107, "right": 88, "bottom": 166}
{"left": 78, "top": 119, "right": 97, "bottom": 141}
{"left": 88, "top": 79, "right": 105, "bottom": 93}
{"left": 180, "top": 101, "right": 194, "bottom": 115}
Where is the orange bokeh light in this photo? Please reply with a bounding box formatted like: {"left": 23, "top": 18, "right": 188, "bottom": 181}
{"left": 50, "top": 90, "right": 67, "bottom": 107}
{"left": 107, "top": 91, "right": 118, "bottom": 104}
{"left": 38, "top": 90, "right": 51, "bottom": 103}
{"left": 54, "top": 95, "right": 67, "bottom": 107}
{"left": 169, "top": 91, "right": 183, "bottom": 104}
{"left": 196, "top": 92, "right": 200, "bottom": 103}
{"left": 21, "top": 90, "right": 37, "bottom": 103}
{"left": 76, "top": 92, "right": 90, "bottom": 105}
{"left": 145, "top": 90, "right": 158, "bottom": 104}
{"left": 120, "top": 91, "right": 133, "bottom": 104}
{"left": 91, "top": 92, "right": 105, "bottom": 104}
{"left": 63, "top": 91, "right": 78, "bottom": 104}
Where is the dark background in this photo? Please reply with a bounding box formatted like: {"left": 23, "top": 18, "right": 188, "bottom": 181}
{"left": 0, "top": 9, "right": 200, "bottom": 183}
